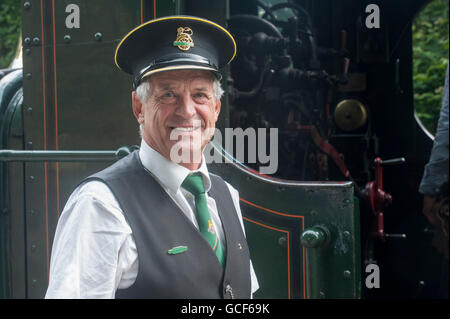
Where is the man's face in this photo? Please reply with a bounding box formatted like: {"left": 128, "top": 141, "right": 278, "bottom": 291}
{"left": 132, "top": 69, "right": 221, "bottom": 169}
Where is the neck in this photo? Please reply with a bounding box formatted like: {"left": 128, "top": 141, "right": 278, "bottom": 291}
{"left": 178, "top": 162, "right": 201, "bottom": 171}
{"left": 143, "top": 137, "right": 204, "bottom": 171}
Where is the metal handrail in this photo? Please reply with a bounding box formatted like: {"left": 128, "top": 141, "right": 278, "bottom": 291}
{"left": 0, "top": 146, "right": 136, "bottom": 162}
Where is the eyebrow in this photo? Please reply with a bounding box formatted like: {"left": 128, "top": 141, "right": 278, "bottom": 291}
{"left": 193, "top": 86, "right": 210, "bottom": 92}
{"left": 158, "top": 83, "right": 177, "bottom": 90}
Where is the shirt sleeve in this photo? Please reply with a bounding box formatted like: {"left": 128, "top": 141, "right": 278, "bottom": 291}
{"left": 45, "top": 181, "right": 136, "bottom": 299}
{"left": 419, "top": 65, "right": 449, "bottom": 195}
{"left": 224, "top": 181, "right": 260, "bottom": 298}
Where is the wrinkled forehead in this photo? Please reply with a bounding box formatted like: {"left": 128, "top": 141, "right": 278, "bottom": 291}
{"left": 148, "top": 69, "right": 215, "bottom": 89}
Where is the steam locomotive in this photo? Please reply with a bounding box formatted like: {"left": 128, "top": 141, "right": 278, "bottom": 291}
{"left": 0, "top": 0, "right": 446, "bottom": 299}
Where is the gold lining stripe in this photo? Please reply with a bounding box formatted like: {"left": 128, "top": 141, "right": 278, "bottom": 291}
{"left": 114, "top": 16, "right": 237, "bottom": 71}
{"left": 212, "top": 234, "right": 218, "bottom": 251}
{"left": 141, "top": 64, "right": 218, "bottom": 80}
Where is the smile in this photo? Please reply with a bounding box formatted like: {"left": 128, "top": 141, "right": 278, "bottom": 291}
{"left": 170, "top": 126, "right": 201, "bottom": 132}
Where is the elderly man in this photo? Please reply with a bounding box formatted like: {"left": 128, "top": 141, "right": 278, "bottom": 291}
{"left": 45, "top": 16, "right": 258, "bottom": 299}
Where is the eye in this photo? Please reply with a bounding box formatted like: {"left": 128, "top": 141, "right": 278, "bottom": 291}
{"left": 193, "top": 92, "right": 209, "bottom": 101}
{"left": 159, "top": 91, "right": 177, "bottom": 102}
{"left": 163, "top": 92, "right": 175, "bottom": 98}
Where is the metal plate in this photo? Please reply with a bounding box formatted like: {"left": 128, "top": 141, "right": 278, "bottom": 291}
{"left": 208, "top": 144, "right": 361, "bottom": 299}
{"left": 20, "top": 0, "right": 143, "bottom": 298}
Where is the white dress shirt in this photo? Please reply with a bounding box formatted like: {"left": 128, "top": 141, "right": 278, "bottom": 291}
{"left": 45, "top": 139, "right": 259, "bottom": 298}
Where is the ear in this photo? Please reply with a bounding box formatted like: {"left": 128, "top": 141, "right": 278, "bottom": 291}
{"left": 132, "top": 91, "right": 145, "bottom": 124}
{"left": 214, "top": 99, "right": 221, "bottom": 122}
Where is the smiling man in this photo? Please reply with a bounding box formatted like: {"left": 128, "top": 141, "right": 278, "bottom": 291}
{"left": 134, "top": 69, "right": 220, "bottom": 168}
{"left": 45, "top": 16, "right": 258, "bottom": 299}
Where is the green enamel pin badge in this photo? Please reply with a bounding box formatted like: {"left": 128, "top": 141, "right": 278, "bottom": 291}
{"left": 168, "top": 246, "right": 188, "bottom": 255}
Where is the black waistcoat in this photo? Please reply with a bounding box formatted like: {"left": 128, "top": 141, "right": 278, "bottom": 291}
{"left": 82, "top": 151, "right": 251, "bottom": 299}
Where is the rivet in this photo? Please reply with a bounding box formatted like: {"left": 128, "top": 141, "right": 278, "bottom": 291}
{"left": 23, "top": 2, "right": 31, "bottom": 10}
{"left": 319, "top": 291, "right": 325, "bottom": 299}
{"left": 310, "top": 210, "right": 318, "bottom": 216}
{"left": 64, "top": 35, "right": 71, "bottom": 43}
{"left": 32, "top": 37, "right": 40, "bottom": 45}
{"left": 343, "top": 270, "right": 352, "bottom": 278}
{"left": 31, "top": 244, "right": 37, "bottom": 251}
{"left": 31, "top": 279, "right": 37, "bottom": 286}
{"left": 342, "top": 198, "right": 351, "bottom": 208}
{"left": 278, "top": 236, "right": 287, "bottom": 247}
{"left": 25, "top": 48, "right": 32, "bottom": 55}
{"left": 94, "top": 32, "right": 103, "bottom": 41}
{"left": 25, "top": 73, "right": 32, "bottom": 80}
{"left": 27, "top": 107, "right": 33, "bottom": 113}
{"left": 343, "top": 231, "right": 351, "bottom": 239}
{"left": 24, "top": 37, "right": 31, "bottom": 46}
{"left": 29, "top": 175, "right": 35, "bottom": 181}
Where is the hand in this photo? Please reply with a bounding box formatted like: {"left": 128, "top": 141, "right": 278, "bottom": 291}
{"left": 422, "top": 195, "right": 438, "bottom": 226}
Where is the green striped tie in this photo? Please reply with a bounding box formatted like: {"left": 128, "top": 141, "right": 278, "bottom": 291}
{"left": 182, "top": 173, "right": 225, "bottom": 267}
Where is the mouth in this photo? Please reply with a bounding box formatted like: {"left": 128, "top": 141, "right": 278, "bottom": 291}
{"left": 170, "top": 125, "right": 201, "bottom": 133}
{"left": 169, "top": 120, "right": 203, "bottom": 133}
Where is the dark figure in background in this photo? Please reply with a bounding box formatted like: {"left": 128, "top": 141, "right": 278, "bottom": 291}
{"left": 419, "top": 65, "right": 449, "bottom": 298}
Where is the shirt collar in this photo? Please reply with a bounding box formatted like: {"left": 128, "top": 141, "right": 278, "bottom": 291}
{"left": 139, "top": 139, "right": 212, "bottom": 193}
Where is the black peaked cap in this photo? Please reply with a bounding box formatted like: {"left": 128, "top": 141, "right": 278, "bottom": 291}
{"left": 115, "top": 15, "right": 237, "bottom": 89}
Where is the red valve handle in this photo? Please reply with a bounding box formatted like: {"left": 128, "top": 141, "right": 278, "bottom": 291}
{"left": 365, "top": 157, "right": 394, "bottom": 241}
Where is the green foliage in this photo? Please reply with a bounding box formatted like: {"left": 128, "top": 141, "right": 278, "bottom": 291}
{"left": 0, "top": 0, "right": 21, "bottom": 69}
{"left": 413, "top": 0, "right": 449, "bottom": 135}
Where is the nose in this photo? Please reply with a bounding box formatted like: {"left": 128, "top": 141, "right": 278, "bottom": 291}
{"left": 175, "top": 93, "right": 196, "bottom": 119}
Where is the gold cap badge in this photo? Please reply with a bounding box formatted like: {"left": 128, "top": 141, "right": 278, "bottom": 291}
{"left": 173, "top": 27, "right": 194, "bottom": 51}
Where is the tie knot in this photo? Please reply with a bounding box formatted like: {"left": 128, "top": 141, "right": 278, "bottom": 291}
{"left": 182, "top": 173, "right": 205, "bottom": 196}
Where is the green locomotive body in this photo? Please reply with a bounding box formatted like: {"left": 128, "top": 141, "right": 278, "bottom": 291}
{"left": 0, "top": 0, "right": 444, "bottom": 299}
